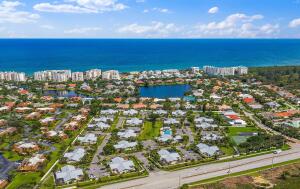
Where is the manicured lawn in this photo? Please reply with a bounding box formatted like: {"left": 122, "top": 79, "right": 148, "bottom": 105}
{"left": 7, "top": 172, "right": 41, "bottom": 189}
{"left": 220, "top": 146, "right": 235, "bottom": 156}
{"left": 227, "top": 127, "right": 258, "bottom": 137}
{"left": 139, "top": 121, "right": 162, "bottom": 140}
{"left": 40, "top": 175, "right": 55, "bottom": 189}
{"left": 2, "top": 150, "right": 22, "bottom": 161}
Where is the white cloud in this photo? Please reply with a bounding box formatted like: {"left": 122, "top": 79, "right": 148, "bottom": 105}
{"left": 193, "top": 13, "right": 276, "bottom": 38}
{"left": 152, "top": 7, "right": 171, "bottom": 13}
{"left": 143, "top": 7, "right": 171, "bottom": 14}
{"left": 64, "top": 27, "right": 102, "bottom": 34}
{"left": 0, "top": 1, "right": 40, "bottom": 23}
{"left": 260, "top": 24, "right": 279, "bottom": 34}
{"left": 34, "top": 0, "right": 128, "bottom": 13}
{"left": 208, "top": 6, "right": 219, "bottom": 14}
{"left": 289, "top": 18, "right": 300, "bottom": 28}
{"left": 118, "top": 21, "right": 180, "bottom": 37}
{"left": 41, "top": 25, "right": 55, "bottom": 30}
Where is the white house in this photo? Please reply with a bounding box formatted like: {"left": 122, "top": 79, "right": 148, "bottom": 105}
{"left": 164, "top": 118, "right": 180, "bottom": 125}
{"left": 114, "top": 140, "right": 137, "bottom": 150}
{"left": 78, "top": 133, "right": 97, "bottom": 144}
{"left": 196, "top": 143, "right": 220, "bottom": 157}
{"left": 126, "top": 118, "right": 143, "bottom": 126}
{"left": 55, "top": 165, "right": 83, "bottom": 184}
{"left": 123, "top": 109, "right": 138, "bottom": 116}
{"left": 117, "top": 129, "right": 137, "bottom": 139}
{"left": 109, "top": 157, "right": 135, "bottom": 174}
{"left": 158, "top": 149, "right": 181, "bottom": 164}
{"left": 64, "top": 148, "right": 85, "bottom": 162}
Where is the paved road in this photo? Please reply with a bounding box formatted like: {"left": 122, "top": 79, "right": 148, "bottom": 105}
{"left": 240, "top": 104, "right": 300, "bottom": 143}
{"left": 55, "top": 112, "right": 73, "bottom": 131}
{"left": 100, "top": 143, "right": 300, "bottom": 189}
{"left": 0, "top": 154, "right": 16, "bottom": 179}
{"left": 116, "top": 117, "right": 125, "bottom": 129}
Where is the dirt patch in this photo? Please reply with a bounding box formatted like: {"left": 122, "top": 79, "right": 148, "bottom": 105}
{"left": 220, "top": 175, "right": 253, "bottom": 189}
{"left": 190, "top": 163, "right": 300, "bottom": 189}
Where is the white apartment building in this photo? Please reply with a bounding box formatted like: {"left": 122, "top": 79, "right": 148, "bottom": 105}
{"left": 191, "top": 67, "right": 200, "bottom": 73}
{"left": 203, "top": 66, "right": 248, "bottom": 76}
{"left": 72, "top": 72, "right": 84, "bottom": 82}
{"left": 85, "top": 69, "right": 101, "bottom": 80}
{"left": 102, "top": 70, "right": 120, "bottom": 80}
{"left": 34, "top": 70, "right": 71, "bottom": 82}
{"left": 0, "top": 72, "right": 26, "bottom": 82}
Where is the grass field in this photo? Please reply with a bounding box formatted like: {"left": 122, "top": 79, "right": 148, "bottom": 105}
{"left": 7, "top": 172, "right": 41, "bottom": 189}
{"left": 139, "top": 121, "right": 162, "bottom": 140}
{"left": 227, "top": 127, "right": 258, "bottom": 137}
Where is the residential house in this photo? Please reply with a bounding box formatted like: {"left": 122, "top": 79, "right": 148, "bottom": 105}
{"left": 55, "top": 165, "right": 84, "bottom": 184}
{"left": 64, "top": 148, "right": 86, "bottom": 162}
{"left": 114, "top": 140, "right": 137, "bottom": 151}
{"left": 172, "top": 110, "right": 186, "bottom": 117}
{"left": 123, "top": 109, "right": 138, "bottom": 116}
{"left": 109, "top": 157, "right": 135, "bottom": 174}
{"left": 78, "top": 133, "right": 97, "bottom": 144}
{"left": 13, "top": 142, "right": 40, "bottom": 155}
{"left": 126, "top": 118, "right": 143, "bottom": 126}
{"left": 117, "top": 129, "right": 137, "bottom": 139}
{"left": 196, "top": 143, "right": 220, "bottom": 157}
{"left": 19, "top": 154, "right": 46, "bottom": 171}
{"left": 158, "top": 149, "right": 181, "bottom": 165}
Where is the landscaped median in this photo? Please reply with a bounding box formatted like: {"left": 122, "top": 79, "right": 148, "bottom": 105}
{"left": 181, "top": 157, "right": 300, "bottom": 189}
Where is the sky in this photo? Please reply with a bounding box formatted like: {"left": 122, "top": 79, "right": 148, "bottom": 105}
{"left": 1, "top": 0, "right": 300, "bottom": 38}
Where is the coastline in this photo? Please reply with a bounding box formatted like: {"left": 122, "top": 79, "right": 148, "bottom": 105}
{"left": 1, "top": 39, "right": 300, "bottom": 74}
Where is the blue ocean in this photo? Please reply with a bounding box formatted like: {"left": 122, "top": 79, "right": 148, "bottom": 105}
{"left": 0, "top": 39, "right": 300, "bottom": 74}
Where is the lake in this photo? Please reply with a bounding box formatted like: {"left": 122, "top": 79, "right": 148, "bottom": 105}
{"left": 139, "top": 84, "right": 191, "bottom": 98}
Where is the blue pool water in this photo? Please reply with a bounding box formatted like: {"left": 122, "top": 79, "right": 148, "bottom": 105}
{"left": 164, "top": 130, "right": 172, "bottom": 135}
{"left": 139, "top": 84, "right": 191, "bottom": 98}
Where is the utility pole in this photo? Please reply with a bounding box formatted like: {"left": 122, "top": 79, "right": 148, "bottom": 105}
{"left": 227, "top": 162, "right": 231, "bottom": 174}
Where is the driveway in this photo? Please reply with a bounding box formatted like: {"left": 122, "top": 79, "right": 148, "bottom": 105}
{"left": 0, "top": 153, "right": 17, "bottom": 179}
